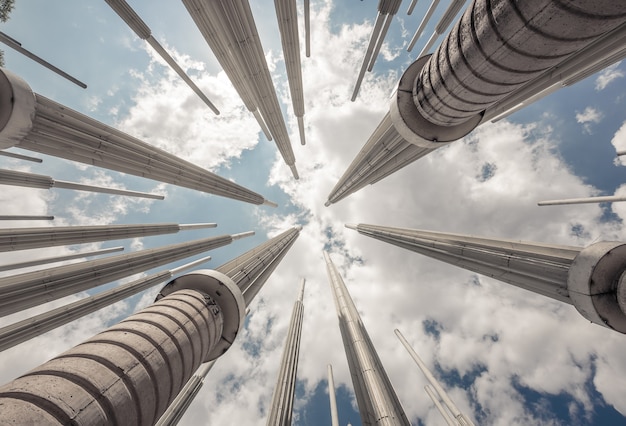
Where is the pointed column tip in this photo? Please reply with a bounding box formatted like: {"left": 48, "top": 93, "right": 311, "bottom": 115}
{"left": 231, "top": 231, "right": 255, "bottom": 240}
{"left": 263, "top": 199, "right": 278, "bottom": 208}
{"left": 345, "top": 223, "right": 358, "bottom": 230}
{"left": 324, "top": 201, "right": 331, "bottom": 207}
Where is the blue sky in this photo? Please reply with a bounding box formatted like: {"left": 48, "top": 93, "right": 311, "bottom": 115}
{"left": 1, "top": 1, "right": 626, "bottom": 425}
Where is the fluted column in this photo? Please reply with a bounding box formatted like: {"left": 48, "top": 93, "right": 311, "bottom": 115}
{"left": 324, "top": 252, "right": 409, "bottom": 426}
{"left": 347, "top": 223, "right": 626, "bottom": 333}
{"left": 0, "top": 69, "right": 274, "bottom": 206}
{"left": 266, "top": 278, "right": 305, "bottom": 425}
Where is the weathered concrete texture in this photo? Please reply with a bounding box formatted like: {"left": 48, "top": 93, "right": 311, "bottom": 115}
{"left": 415, "top": 0, "right": 626, "bottom": 126}
{"left": 0, "top": 289, "right": 223, "bottom": 426}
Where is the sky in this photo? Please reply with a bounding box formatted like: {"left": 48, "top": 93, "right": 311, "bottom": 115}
{"left": 1, "top": 1, "right": 626, "bottom": 425}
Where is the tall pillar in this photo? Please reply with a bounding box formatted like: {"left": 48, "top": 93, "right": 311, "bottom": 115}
{"left": 274, "top": 0, "right": 307, "bottom": 145}
{"left": 0, "top": 69, "right": 275, "bottom": 206}
{"left": 0, "top": 274, "right": 245, "bottom": 425}
{"left": 326, "top": 2, "right": 626, "bottom": 205}
{"left": 0, "top": 227, "right": 302, "bottom": 425}
{"left": 181, "top": 0, "right": 299, "bottom": 179}
{"left": 324, "top": 252, "right": 409, "bottom": 426}
{"left": 104, "top": 0, "right": 220, "bottom": 115}
{"left": 346, "top": 223, "right": 626, "bottom": 334}
{"left": 0, "top": 222, "right": 216, "bottom": 252}
{"left": 153, "top": 226, "right": 302, "bottom": 425}
{"left": 0, "top": 231, "right": 251, "bottom": 317}
{"left": 266, "top": 278, "right": 305, "bottom": 425}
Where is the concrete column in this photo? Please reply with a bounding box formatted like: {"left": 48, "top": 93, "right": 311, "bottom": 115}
{"left": 0, "top": 222, "right": 215, "bottom": 252}
{"left": 0, "top": 69, "right": 274, "bottom": 206}
{"left": 104, "top": 0, "right": 220, "bottom": 115}
{"left": 0, "top": 267, "right": 245, "bottom": 426}
{"left": 324, "top": 252, "right": 409, "bottom": 426}
{"left": 181, "top": 0, "right": 299, "bottom": 179}
{"left": 0, "top": 232, "right": 250, "bottom": 317}
{"left": 0, "top": 31, "right": 86, "bottom": 88}
{"left": 347, "top": 223, "right": 626, "bottom": 334}
{"left": 266, "top": 278, "right": 305, "bottom": 426}
{"left": 0, "top": 255, "right": 212, "bottom": 353}
{"left": 275, "top": 0, "right": 306, "bottom": 145}
{"left": 0, "top": 246, "right": 123, "bottom": 272}
{"left": 0, "top": 168, "right": 164, "bottom": 200}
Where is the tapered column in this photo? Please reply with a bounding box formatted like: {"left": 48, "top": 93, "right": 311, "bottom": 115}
{"left": 347, "top": 223, "right": 626, "bottom": 333}
{"left": 324, "top": 252, "right": 409, "bottom": 426}
{"left": 328, "top": 2, "right": 626, "bottom": 204}
{"left": 0, "top": 272, "right": 245, "bottom": 425}
{"left": 0, "top": 69, "right": 274, "bottom": 206}
{"left": 0, "top": 31, "right": 86, "bottom": 88}
{"left": 0, "top": 231, "right": 252, "bottom": 317}
{"left": 104, "top": 0, "right": 219, "bottom": 114}
{"left": 0, "top": 168, "right": 164, "bottom": 199}
{"left": 352, "top": 0, "right": 402, "bottom": 100}
{"left": 153, "top": 227, "right": 301, "bottom": 425}
{"left": 275, "top": 0, "right": 307, "bottom": 145}
{"left": 0, "top": 246, "right": 124, "bottom": 272}
{"left": 0, "top": 255, "right": 212, "bottom": 353}
{"left": 328, "top": 364, "right": 340, "bottom": 426}
{"left": 181, "top": 0, "right": 299, "bottom": 179}
{"left": 267, "top": 278, "right": 305, "bottom": 425}
{"left": 395, "top": 329, "right": 474, "bottom": 426}
{"left": 0, "top": 222, "right": 216, "bottom": 252}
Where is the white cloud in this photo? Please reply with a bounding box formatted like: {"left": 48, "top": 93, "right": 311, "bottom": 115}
{"left": 595, "top": 62, "right": 624, "bottom": 91}
{"left": 612, "top": 121, "right": 626, "bottom": 166}
{"left": 575, "top": 106, "right": 603, "bottom": 134}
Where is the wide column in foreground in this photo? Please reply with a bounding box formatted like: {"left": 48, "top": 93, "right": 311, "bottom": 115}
{"left": 266, "top": 278, "right": 306, "bottom": 425}
{"left": 326, "top": 2, "right": 626, "bottom": 205}
{"left": 347, "top": 223, "right": 626, "bottom": 334}
{"left": 0, "top": 227, "right": 302, "bottom": 425}
{"left": 154, "top": 226, "right": 302, "bottom": 426}
{"left": 324, "top": 252, "right": 409, "bottom": 426}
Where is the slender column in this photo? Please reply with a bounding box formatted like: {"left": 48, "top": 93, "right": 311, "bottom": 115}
{"left": 0, "top": 231, "right": 251, "bottom": 317}
{"left": 0, "top": 150, "right": 41, "bottom": 162}
{"left": 0, "top": 168, "right": 164, "bottom": 200}
{"left": 407, "top": 0, "right": 419, "bottom": 15}
{"left": 352, "top": 0, "right": 402, "bottom": 101}
{"left": 0, "top": 215, "right": 53, "bottom": 221}
{"left": 395, "top": 329, "right": 474, "bottom": 426}
{"left": 407, "top": 0, "right": 441, "bottom": 52}
{"left": 267, "top": 278, "right": 306, "bottom": 426}
{"left": 328, "top": 364, "right": 339, "bottom": 426}
{"left": 0, "top": 246, "right": 124, "bottom": 272}
{"left": 0, "top": 70, "right": 274, "bottom": 206}
{"left": 275, "top": 0, "right": 307, "bottom": 145}
{"left": 347, "top": 223, "right": 626, "bottom": 333}
{"left": 104, "top": 0, "right": 219, "bottom": 114}
{"left": 324, "top": 252, "right": 409, "bottom": 426}
{"left": 0, "top": 222, "right": 216, "bottom": 252}
{"left": 154, "top": 360, "right": 216, "bottom": 426}
{"left": 0, "top": 255, "right": 212, "bottom": 353}
{"left": 0, "top": 31, "right": 86, "bottom": 88}
{"left": 538, "top": 195, "right": 626, "bottom": 206}
{"left": 304, "top": 0, "right": 311, "bottom": 57}
{"left": 415, "top": 0, "right": 466, "bottom": 58}
{"left": 0, "top": 271, "right": 245, "bottom": 426}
